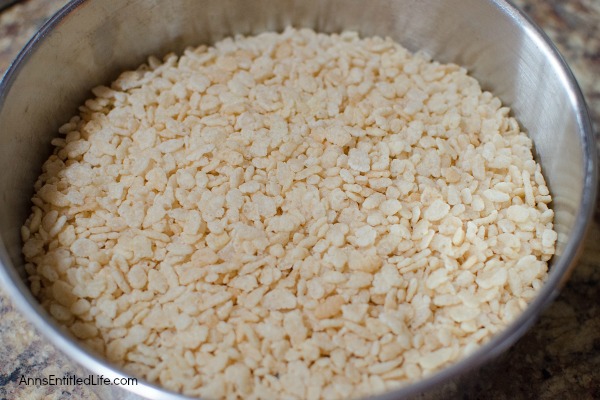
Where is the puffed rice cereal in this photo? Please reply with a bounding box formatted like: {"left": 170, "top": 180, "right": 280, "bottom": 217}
{"left": 22, "top": 27, "right": 556, "bottom": 399}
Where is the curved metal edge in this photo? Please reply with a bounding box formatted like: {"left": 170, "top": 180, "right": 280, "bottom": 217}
{"left": 0, "top": 0, "right": 596, "bottom": 399}
{"left": 0, "top": 1, "right": 189, "bottom": 399}
{"left": 0, "top": 0, "right": 79, "bottom": 85}
{"left": 373, "top": 1, "right": 599, "bottom": 398}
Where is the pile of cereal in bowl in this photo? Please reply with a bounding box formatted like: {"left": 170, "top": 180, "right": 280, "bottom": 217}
{"left": 21, "top": 28, "right": 556, "bottom": 399}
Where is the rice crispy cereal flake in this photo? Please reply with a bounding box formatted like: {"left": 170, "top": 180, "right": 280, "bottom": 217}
{"left": 23, "top": 28, "right": 555, "bottom": 399}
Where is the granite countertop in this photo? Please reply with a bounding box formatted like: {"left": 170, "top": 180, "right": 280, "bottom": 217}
{"left": 0, "top": 0, "right": 599, "bottom": 399}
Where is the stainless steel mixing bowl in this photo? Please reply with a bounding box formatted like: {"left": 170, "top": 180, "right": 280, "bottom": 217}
{"left": 0, "top": 0, "right": 596, "bottom": 399}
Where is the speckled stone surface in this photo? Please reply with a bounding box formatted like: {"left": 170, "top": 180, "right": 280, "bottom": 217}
{"left": 0, "top": 0, "right": 598, "bottom": 399}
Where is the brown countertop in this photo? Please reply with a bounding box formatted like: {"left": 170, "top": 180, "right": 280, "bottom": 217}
{"left": 0, "top": 0, "right": 598, "bottom": 399}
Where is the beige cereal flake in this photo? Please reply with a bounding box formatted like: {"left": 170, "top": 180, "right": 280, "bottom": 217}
{"left": 23, "top": 28, "right": 555, "bottom": 399}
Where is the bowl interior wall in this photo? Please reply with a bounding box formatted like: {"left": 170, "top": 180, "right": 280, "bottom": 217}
{"left": 0, "top": 0, "right": 588, "bottom": 397}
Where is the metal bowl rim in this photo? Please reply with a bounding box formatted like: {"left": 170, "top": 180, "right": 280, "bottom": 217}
{"left": 0, "top": 0, "right": 596, "bottom": 399}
